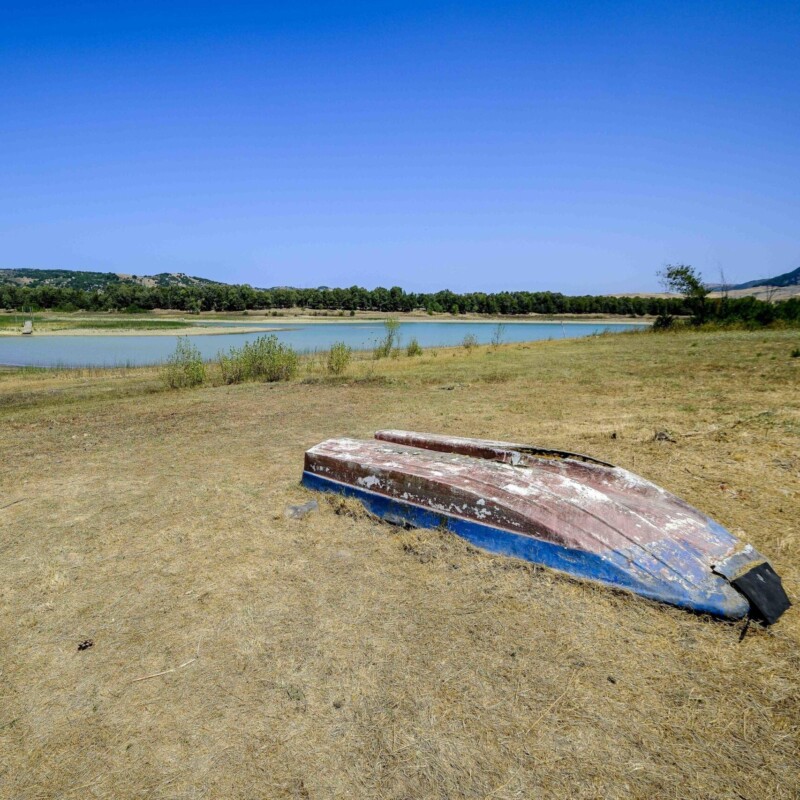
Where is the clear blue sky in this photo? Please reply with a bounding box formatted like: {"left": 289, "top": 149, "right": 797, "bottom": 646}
{"left": 2, "top": 1, "right": 798, "bottom": 293}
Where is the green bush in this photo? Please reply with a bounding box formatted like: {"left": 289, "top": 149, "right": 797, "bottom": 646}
{"left": 217, "top": 350, "right": 246, "bottom": 384}
{"left": 327, "top": 341, "right": 353, "bottom": 374}
{"left": 374, "top": 318, "right": 400, "bottom": 359}
{"left": 162, "top": 337, "right": 206, "bottom": 389}
{"left": 406, "top": 337, "right": 423, "bottom": 357}
{"left": 653, "top": 313, "right": 676, "bottom": 330}
{"left": 462, "top": 333, "right": 479, "bottom": 350}
{"left": 218, "top": 334, "right": 298, "bottom": 384}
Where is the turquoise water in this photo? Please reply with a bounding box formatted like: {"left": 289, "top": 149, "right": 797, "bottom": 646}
{"left": 0, "top": 320, "right": 647, "bottom": 368}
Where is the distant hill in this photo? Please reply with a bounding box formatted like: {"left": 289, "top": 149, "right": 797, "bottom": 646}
{"left": 0, "top": 268, "right": 222, "bottom": 291}
{"left": 709, "top": 266, "right": 800, "bottom": 291}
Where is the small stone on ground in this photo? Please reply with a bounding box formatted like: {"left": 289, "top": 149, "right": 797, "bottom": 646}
{"left": 285, "top": 500, "right": 319, "bottom": 519}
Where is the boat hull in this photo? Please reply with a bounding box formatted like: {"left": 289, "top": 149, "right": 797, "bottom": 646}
{"left": 301, "top": 432, "right": 790, "bottom": 622}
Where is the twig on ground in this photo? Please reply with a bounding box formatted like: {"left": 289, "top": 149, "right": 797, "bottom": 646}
{"left": 523, "top": 671, "right": 578, "bottom": 736}
{"left": 131, "top": 658, "right": 197, "bottom": 683}
{"left": 0, "top": 498, "right": 28, "bottom": 512}
{"left": 684, "top": 467, "right": 728, "bottom": 484}
{"left": 484, "top": 767, "right": 522, "bottom": 799}
{"left": 64, "top": 773, "right": 108, "bottom": 796}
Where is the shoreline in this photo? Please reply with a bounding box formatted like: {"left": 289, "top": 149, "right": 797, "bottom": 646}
{"left": 0, "top": 325, "right": 283, "bottom": 338}
{"left": 0, "top": 315, "right": 650, "bottom": 337}
{"left": 235, "top": 316, "right": 649, "bottom": 326}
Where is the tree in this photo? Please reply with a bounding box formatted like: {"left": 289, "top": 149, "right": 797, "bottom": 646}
{"left": 659, "top": 264, "right": 709, "bottom": 324}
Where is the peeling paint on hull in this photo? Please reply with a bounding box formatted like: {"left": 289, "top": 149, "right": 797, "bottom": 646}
{"left": 302, "top": 432, "right": 790, "bottom": 621}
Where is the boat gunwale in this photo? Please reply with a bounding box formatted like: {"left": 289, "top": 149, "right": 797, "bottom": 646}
{"left": 375, "top": 429, "right": 616, "bottom": 467}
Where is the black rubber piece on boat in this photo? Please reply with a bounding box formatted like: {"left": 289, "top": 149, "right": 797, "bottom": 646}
{"left": 731, "top": 562, "right": 791, "bottom": 625}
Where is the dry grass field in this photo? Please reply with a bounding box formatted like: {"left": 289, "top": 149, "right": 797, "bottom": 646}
{"left": 1, "top": 329, "right": 799, "bottom": 799}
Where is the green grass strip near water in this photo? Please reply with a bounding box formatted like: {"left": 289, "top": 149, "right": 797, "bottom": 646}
{"left": 0, "top": 316, "right": 192, "bottom": 330}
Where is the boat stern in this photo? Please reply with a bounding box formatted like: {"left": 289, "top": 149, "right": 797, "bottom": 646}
{"left": 712, "top": 545, "right": 791, "bottom": 624}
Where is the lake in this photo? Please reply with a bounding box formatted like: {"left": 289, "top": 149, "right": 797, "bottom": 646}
{"left": 0, "top": 320, "right": 647, "bottom": 368}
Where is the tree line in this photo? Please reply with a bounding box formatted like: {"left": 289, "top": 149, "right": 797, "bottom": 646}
{"left": 0, "top": 281, "right": 687, "bottom": 315}
{"left": 657, "top": 264, "right": 800, "bottom": 326}
{"left": 1, "top": 279, "right": 798, "bottom": 325}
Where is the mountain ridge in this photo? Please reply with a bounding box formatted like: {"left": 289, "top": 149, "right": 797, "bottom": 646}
{"left": 0, "top": 268, "right": 222, "bottom": 291}
{"left": 708, "top": 266, "right": 800, "bottom": 291}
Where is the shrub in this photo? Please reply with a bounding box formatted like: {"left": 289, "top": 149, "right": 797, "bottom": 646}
{"left": 162, "top": 337, "right": 206, "bottom": 389}
{"left": 653, "top": 313, "right": 675, "bottom": 331}
{"left": 217, "top": 350, "right": 247, "bottom": 384}
{"left": 374, "top": 318, "right": 400, "bottom": 359}
{"left": 462, "top": 333, "right": 479, "bottom": 350}
{"left": 327, "top": 341, "right": 353, "bottom": 374}
{"left": 218, "top": 334, "right": 298, "bottom": 384}
{"left": 791, "top": 347, "right": 800, "bottom": 358}
{"left": 406, "top": 337, "right": 423, "bottom": 357}
{"left": 490, "top": 323, "right": 505, "bottom": 347}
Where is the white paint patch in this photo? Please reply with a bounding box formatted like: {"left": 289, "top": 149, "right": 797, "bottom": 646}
{"left": 662, "top": 516, "right": 699, "bottom": 534}
{"left": 357, "top": 475, "right": 382, "bottom": 489}
{"left": 335, "top": 439, "right": 367, "bottom": 451}
{"left": 503, "top": 483, "right": 540, "bottom": 497}
{"left": 568, "top": 482, "right": 613, "bottom": 505}
{"left": 614, "top": 468, "right": 666, "bottom": 494}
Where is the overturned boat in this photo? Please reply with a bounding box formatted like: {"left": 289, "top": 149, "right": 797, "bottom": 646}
{"left": 302, "top": 431, "right": 790, "bottom": 623}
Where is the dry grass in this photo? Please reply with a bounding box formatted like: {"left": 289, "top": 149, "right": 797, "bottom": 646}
{"left": 1, "top": 329, "right": 799, "bottom": 799}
